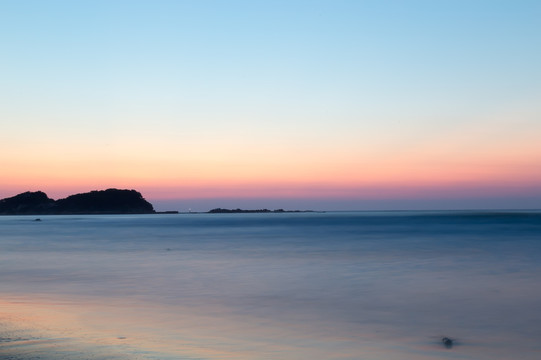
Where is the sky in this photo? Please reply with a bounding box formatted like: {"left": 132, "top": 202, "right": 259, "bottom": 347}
{"left": 1, "top": 0, "right": 540, "bottom": 211}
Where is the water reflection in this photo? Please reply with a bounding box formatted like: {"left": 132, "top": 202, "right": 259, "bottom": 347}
{"left": 1, "top": 212, "right": 541, "bottom": 359}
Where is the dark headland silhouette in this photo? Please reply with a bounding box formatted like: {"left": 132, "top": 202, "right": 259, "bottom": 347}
{"left": 0, "top": 189, "right": 155, "bottom": 215}
{"left": 0, "top": 189, "right": 315, "bottom": 215}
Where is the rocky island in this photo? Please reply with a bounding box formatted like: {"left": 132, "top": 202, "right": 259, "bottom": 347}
{"left": 207, "top": 208, "right": 314, "bottom": 213}
{"left": 0, "top": 189, "right": 155, "bottom": 215}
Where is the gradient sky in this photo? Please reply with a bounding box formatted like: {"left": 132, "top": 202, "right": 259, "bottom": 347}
{"left": 1, "top": 0, "right": 540, "bottom": 211}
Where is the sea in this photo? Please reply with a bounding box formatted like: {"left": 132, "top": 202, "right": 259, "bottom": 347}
{"left": 1, "top": 211, "right": 541, "bottom": 360}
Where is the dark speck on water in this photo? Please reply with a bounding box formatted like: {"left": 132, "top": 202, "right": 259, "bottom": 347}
{"left": 442, "top": 337, "right": 453, "bottom": 348}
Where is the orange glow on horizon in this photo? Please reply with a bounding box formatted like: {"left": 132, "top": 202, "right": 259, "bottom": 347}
{"left": 2, "top": 119, "right": 540, "bottom": 202}
{"left": 2, "top": 175, "right": 540, "bottom": 202}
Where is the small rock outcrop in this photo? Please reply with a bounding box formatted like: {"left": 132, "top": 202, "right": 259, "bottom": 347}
{"left": 207, "top": 208, "right": 312, "bottom": 213}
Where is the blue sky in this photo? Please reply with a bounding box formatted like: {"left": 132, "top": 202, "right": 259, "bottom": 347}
{"left": 1, "top": 0, "right": 540, "bottom": 210}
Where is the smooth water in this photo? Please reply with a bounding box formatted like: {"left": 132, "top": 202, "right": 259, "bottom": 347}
{"left": 1, "top": 211, "right": 541, "bottom": 359}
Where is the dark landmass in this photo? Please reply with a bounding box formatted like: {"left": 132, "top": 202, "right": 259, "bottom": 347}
{"left": 0, "top": 189, "right": 155, "bottom": 215}
{"left": 207, "top": 208, "right": 314, "bottom": 213}
{"left": 0, "top": 191, "right": 55, "bottom": 215}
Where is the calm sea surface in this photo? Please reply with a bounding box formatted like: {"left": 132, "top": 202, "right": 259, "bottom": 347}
{"left": 1, "top": 211, "right": 541, "bottom": 359}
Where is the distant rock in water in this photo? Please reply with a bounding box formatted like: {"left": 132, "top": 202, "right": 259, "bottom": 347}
{"left": 0, "top": 189, "right": 155, "bottom": 215}
{"left": 208, "top": 208, "right": 272, "bottom": 213}
{"left": 207, "top": 208, "right": 314, "bottom": 213}
{"left": 441, "top": 337, "right": 454, "bottom": 349}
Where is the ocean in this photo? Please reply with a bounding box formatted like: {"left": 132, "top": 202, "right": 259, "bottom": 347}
{"left": 1, "top": 211, "right": 541, "bottom": 359}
